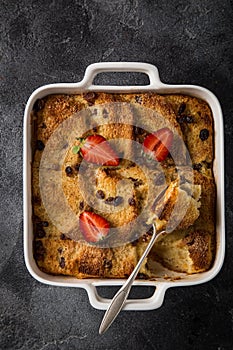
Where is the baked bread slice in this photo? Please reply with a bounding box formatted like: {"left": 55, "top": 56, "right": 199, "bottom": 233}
{"left": 116, "top": 93, "right": 188, "bottom": 165}
{"left": 34, "top": 237, "right": 151, "bottom": 278}
{"left": 150, "top": 168, "right": 215, "bottom": 273}
{"left": 150, "top": 178, "right": 201, "bottom": 232}
{"left": 151, "top": 230, "right": 212, "bottom": 273}
{"left": 164, "top": 94, "right": 214, "bottom": 168}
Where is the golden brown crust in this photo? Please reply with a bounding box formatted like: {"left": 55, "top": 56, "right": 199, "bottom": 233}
{"left": 34, "top": 238, "right": 144, "bottom": 278}
{"left": 115, "top": 93, "right": 181, "bottom": 133}
{"left": 151, "top": 230, "right": 212, "bottom": 273}
{"left": 181, "top": 231, "right": 212, "bottom": 271}
{"left": 116, "top": 93, "right": 188, "bottom": 165}
{"left": 164, "top": 94, "right": 213, "bottom": 165}
{"left": 32, "top": 92, "right": 216, "bottom": 278}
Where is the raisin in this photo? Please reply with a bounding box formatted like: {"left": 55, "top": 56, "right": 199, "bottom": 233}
{"left": 178, "top": 102, "right": 186, "bottom": 115}
{"left": 187, "top": 239, "right": 195, "bottom": 246}
{"left": 92, "top": 108, "right": 98, "bottom": 116}
{"left": 141, "top": 234, "right": 149, "bottom": 242}
{"left": 96, "top": 190, "right": 105, "bottom": 199}
{"left": 147, "top": 226, "right": 154, "bottom": 236}
{"left": 34, "top": 240, "right": 44, "bottom": 250}
{"left": 33, "top": 99, "right": 45, "bottom": 111}
{"left": 79, "top": 201, "right": 84, "bottom": 210}
{"left": 185, "top": 115, "right": 194, "bottom": 123}
{"left": 84, "top": 92, "right": 96, "bottom": 100}
{"left": 93, "top": 126, "right": 98, "bottom": 132}
{"left": 103, "top": 108, "right": 109, "bottom": 118}
{"left": 114, "top": 196, "right": 123, "bottom": 206}
{"left": 177, "top": 115, "right": 194, "bottom": 124}
{"left": 103, "top": 259, "right": 112, "bottom": 269}
{"left": 35, "top": 220, "right": 48, "bottom": 228}
{"left": 103, "top": 168, "right": 111, "bottom": 176}
{"left": 65, "top": 166, "right": 73, "bottom": 175}
{"left": 134, "top": 126, "right": 144, "bottom": 135}
{"left": 35, "top": 228, "right": 46, "bottom": 238}
{"left": 135, "top": 95, "right": 142, "bottom": 104}
{"left": 36, "top": 140, "right": 45, "bottom": 151}
{"left": 204, "top": 162, "right": 212, "bottom": 169}
{"left": 33, "top": 252, "right": 44, "bottom": 261}
{"left": 40, "top": 221, "right": 49, "bottom": 227}
{"left": 134, "top": 179, "right": 143, "bottom": 187}
{"left": 59, "top": 257, "right": 65, "bottom": 268}
{"left": 83, "top": 92, "right": 96, "bottom": 105}
{"left": 105, "top": 197, "right": 115, "bottom": 204}
{"left": 105, "top": 196, "right": 123, "bottom": 206}
{"left": 193, "top": 163, "right": 202, "bottom": 171}
{"left": 199, "top": 129, "right": 209, "bottom": 141}
{"left": 60, "top": 233, "right": 66, "bottom": 240}
{"left": 41, "top": 123, "right": 47, "bottom": 129}
{"left": 57, "top": 247, "right": 63, "bottom": 254}
{"left": 128, "top": 197, "right": 136, "bottom": 206}
{"left": 177, "top": 116, "right": 185, "bottom": 123}
{"left": 33, "top": 196, "right": 41, "bottom": 205}
{"left": 129, "top": 177, "right": 138, "bottom": 182}
{"left": 33, "top": 240, "right": 46, "bottom": 260}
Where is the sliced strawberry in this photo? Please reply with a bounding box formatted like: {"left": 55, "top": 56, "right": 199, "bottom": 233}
{"left": 143, "top": 127, "right": 173, "bottom": 162}
{"left": 79, "top": 211, "right": 110, "bottom": 243}
{"left": 73, "top": 134, "right": 119, "bottom": 166}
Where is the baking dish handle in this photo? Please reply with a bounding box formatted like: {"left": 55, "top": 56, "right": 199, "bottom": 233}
{"left": 85, "top": 283, "right": 167, "bottom": 311}
{"left": 82, "top": 62, "right": 164, "bottom": 90}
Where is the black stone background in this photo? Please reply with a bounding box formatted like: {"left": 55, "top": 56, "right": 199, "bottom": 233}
{"left": 0, "top": 0, "right": 233, "bottom": 349}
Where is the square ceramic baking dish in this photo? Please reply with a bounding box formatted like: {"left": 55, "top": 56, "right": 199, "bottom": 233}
{"left": 23, "top": 62, "right": 225, "bottom": 310}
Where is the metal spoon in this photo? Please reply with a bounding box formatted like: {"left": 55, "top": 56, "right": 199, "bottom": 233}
{"left": 99, "top": 224, "right": 165, "bottom": 334}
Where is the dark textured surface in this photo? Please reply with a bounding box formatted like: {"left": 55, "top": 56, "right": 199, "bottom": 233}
{"left": 0, "top": 0, "right": 233, "bottom": 349}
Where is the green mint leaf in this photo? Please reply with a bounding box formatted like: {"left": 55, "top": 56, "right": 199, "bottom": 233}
{"left": 72, "top": 145, "right": 80, "bottom": 154}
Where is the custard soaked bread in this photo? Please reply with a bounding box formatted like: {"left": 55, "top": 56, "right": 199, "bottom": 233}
{"left": 32, "top": 92, "right": 215, "bottom": 278}
{"left": 149, "top": 168, "right": 215, "bottom": 273}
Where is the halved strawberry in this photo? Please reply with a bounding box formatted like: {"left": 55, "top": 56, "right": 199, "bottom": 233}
{"left": 79, "top": 211, "right": 110, "bottom": 243}
{"left": 143, "top": 127, "right": 173, "bottom": 162}
{"left": 73, "top": 134, "right": 119, "bottom": 166}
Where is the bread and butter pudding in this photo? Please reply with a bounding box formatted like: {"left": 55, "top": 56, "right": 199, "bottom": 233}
{"left": 31, "top": 92, "right": 215, "bottom": 279}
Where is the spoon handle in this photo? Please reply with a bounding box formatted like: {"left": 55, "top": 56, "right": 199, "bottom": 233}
{"left": 99, "top": 225, "right": 164, "bottom": 334}
{"left": 99, "top": 289, "right": 129, "bottom": 335}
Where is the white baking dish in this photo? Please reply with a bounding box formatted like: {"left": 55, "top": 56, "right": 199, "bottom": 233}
{"left": 23, "top": 62, "right": 225, "bottom": 310}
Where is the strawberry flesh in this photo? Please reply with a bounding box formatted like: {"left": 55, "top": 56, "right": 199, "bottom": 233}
{"left": 79, "top": 134, "right": 119, "bottom": 166}
{"left": 143, "top": 127, "right": 173, "bottom": 162}
{"left": 79, "top": 211, "right": 110, "bottom": 243}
